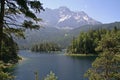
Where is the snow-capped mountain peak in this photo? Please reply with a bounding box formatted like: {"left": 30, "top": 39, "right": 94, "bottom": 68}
{"left": 83, "top": 16, "right": 89, "bottom": 21}
{"left": 38, "top": 6, "right": 101, "bottom": 29}
{"left": 58, "top": 15, "right": 71, "bottom": 22}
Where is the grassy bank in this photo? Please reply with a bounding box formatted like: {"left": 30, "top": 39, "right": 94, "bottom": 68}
{"left": 65, "top": 53, "right": 98, "bottom": 57}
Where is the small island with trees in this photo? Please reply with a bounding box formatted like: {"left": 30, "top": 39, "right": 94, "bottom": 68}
{"left": 0, "top": 0, "right": 120, "bottom": 80}
{"left": 31, "top": 42, "right": 61, "bottom": 52}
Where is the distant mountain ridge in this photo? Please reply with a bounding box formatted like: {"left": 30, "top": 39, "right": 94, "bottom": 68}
{"left": 17, "top": 22, "right": 120, "bottom": 49}
{"left": 37, "top": 6, "right": 102, "bottom": 29}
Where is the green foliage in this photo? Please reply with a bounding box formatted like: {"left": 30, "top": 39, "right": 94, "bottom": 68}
{"left": 43, "top": 71, "right": 58, "bottom": 80}
{"left": 34, "top": 71, "right": 58, "bottom": 80}
{"left": 0, "top": 0, "right": 44, "bottom": 61}
{"left": 15, "top": 0, "right": 44, "bottom": 19}
{"left": 67, "top": 29, "right": 108, "bottom": 54}
{"left": 18, "top": 22, "right": 120, "bottom": 49}
{"left": 22, "top": 20, "right": 40, "bottom": 30}
{"left": 0, "top": 61, "right": 13, "bottom": 80}
{"left": 29, "top": 1, "right": 44, "bottom": 12}
{"left": 2, "top": 0, "right": 44, "bottom": 37}
{"left": 1, "top": 33, "right": 19, "bottom": 63}
{"left": 34, "top": 71, "right": 39, "bottom": 80}
{"left": 0, "top": 71, "right": 13, "bottom": 80}
{"left": 0, "top": 1, "right": 44, "bottom": 79}
{"left": 31, "top": 42, "right": 61, "bottom": 52}
{"left": 85, "top": 30, "right": 120, "bottom": 80}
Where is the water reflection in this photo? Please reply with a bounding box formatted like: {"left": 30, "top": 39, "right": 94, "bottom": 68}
{"left": 13, "top": 50, "right": 96, "bottom": 80}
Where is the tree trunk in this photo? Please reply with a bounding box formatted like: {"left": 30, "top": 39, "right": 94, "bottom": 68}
{"left": 0, "top": 0, "right": 5, "bottom": 60}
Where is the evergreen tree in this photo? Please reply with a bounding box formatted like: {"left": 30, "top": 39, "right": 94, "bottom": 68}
{"left": 0, "top": 0, "right": 44, "bottom": 61}
{"left": 67, "top": 30, "right": 99, "bottom": 54}
{"left": 1, "top": 33, "right": 18, "bottom": 63}
{"left": 85, "top": 31, "right": 120, "bottom": 80}
{"left": 44, "top": 71, "right": 58, "bottom": 80}
{"left": 0, "top": 61, "right": 13, "bottom": 80}
{"left": 31, "top": 42, "right": 61, "bottom": 52}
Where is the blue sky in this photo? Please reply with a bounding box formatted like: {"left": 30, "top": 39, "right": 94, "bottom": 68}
{"left": 40, "top": 0, "right": 120, "bottom": 23}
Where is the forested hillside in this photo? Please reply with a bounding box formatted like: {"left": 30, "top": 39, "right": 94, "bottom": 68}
{"left": 67, "top": 27, "right": 120, "bottom": 54}
{"left": 31, "top": 42, "right": 61, "bottom": 52}
{"left": 17, "top": 22, "right": 120, "bottom": 49}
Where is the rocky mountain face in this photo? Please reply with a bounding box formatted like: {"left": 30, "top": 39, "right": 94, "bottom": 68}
{"left": 37, "top": 6, "right": 102, "bottom": 29}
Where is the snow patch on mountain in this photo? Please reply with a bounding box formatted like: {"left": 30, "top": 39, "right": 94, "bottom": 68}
{"left": 58, "top": 15, "right": 71, "bottom": 22}
{"left": 38, "top": 6, "right": 102, "bottom": 29}
{"left": 83, "top": 16, "right": 89, "bottom": 21}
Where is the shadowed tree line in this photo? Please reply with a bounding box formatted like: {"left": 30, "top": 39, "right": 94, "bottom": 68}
{"left": 31, "top": 42, "right": 61, "bottom": 52}
{"left": 67, "top": 27, "right": 119, "bottom": 54}
{"left": 0, "top": 0, "right": 44, "bottom": 80}
{"left": 0, "top": 0, "right": 44, "bottom": 62}
{"left": 85, "top": 28, "right": 120, "bottom": 80}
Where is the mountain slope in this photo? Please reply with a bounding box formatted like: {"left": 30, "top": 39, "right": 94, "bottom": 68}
{"left": 37, "top": 7, "right": 101, "bottom": 29}
{"left": 70, "top": 22, "right": 120, "bottom": 36}
{"left": 17, "top": 22, "right": 120, "bottom": 49}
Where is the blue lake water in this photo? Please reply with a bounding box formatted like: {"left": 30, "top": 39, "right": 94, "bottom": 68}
{"left": 13, "top": 50, "right": 96, "bottom": 80}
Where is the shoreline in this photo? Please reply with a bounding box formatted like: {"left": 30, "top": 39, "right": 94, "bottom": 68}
{"left": 65, "top": 53, "right": 98, "bottom": 57}
{"left": 18, "top": 56, "right": 27, "bottom": 62}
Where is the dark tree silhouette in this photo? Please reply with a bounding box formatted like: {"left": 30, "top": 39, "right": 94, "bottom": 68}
{"left": 0, "top": 0, "right": 44, "bottom": 60}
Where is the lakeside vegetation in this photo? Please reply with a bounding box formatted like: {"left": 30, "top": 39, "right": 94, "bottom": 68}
{"left": 85, "top": 28, "right": 120, "bottom": 80}
{"left": 67, "top": 27, "right": 119, "bottom": 55}
{"left": 65, "top": 53, "right": 98, "bottom": 57}
{"left": 34, "top": 71, "right": 57, "bottom": 80}
{"left": 31, "top": 42, "right": 61, "bottom": 52}
{"left": 0, "top": 0, "right": 120, "bottom": 80}
{"left": 17, "top": 22, "right": 120, "bottom": 50}
{"left": 67, "top": 27, "right": 120, "bottom": 79}
{"left": 0, "top": 0, "right": 44, "bottom": 80}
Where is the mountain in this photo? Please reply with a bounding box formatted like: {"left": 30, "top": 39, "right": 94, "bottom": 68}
{"left": 17, "top": 22, "right": 120, "bottom": 49}
{"left": 37, "top": 6, "right": 101, "bottom": 29}
{"left": 70, "top": 22, "right": 120, "bottom": 36}
{"left": 17, "top": 27, "right": 71, "bottom": 49}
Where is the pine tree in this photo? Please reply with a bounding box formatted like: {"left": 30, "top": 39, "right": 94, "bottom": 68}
{"left": 85, "top": 31, "right": 120, "bottom": 80}
{"left": 0, "top": 61, "right": 13, "bottom": 80}
{"left": 0, "top": 0, "right": 44, "bottom": 60}
{"left": 44, "top": 71, "right": 58, "bottom": 80}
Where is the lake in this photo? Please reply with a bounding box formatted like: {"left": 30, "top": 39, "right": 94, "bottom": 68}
{"left": 13, "top": 50, "right": 96, "bottom": 80}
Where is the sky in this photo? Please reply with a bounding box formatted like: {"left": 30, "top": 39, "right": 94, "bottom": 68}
{"left": 40, "top": 0, "right": 120, "bottom": 23}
